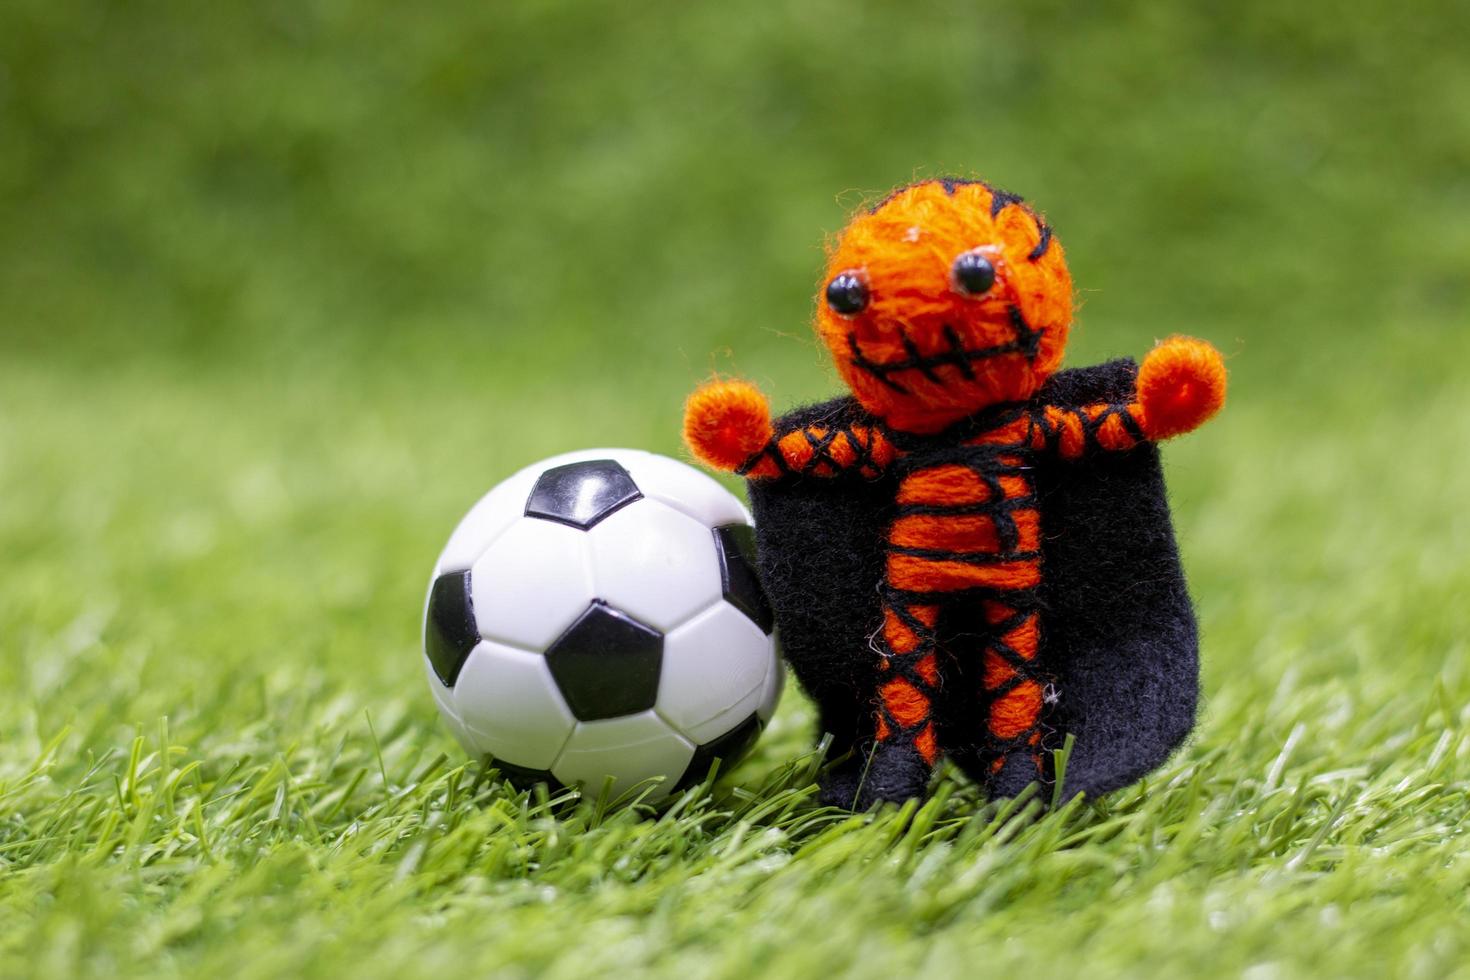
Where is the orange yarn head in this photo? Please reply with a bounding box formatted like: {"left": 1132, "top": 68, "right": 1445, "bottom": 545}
{"left": 815, "top": 179, "right": 1074, "bottom": 434}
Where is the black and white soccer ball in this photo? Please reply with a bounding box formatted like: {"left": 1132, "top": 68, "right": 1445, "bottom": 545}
{"left": 423, "top": 449, "right": 782, "bottom": 800}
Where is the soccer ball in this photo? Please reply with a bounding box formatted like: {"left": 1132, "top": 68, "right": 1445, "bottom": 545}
{"left": 423, "top": 448, "right": 782, "bottom": 800}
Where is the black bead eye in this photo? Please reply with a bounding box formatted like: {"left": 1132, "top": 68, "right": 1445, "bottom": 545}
{"left": 825, "top": 270, "right": 869, "bottom": 316}
{"left": 952, "top": 251, "right": 996, "bottom": 295}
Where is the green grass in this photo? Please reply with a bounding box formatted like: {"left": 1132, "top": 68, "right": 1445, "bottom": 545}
{"left": 3, "top": 1, "right": 1470, "bottom": 977}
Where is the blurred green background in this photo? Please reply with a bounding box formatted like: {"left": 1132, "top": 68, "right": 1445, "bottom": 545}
{"left": 2, "top": 1, "right": 1469, "bottom": 976}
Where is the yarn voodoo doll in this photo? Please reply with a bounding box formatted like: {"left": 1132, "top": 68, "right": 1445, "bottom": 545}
{"left": 683, "top": 178, "right": 1227, "bottom": 809}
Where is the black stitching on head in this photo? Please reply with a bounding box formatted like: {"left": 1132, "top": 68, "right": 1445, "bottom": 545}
{"left": 942, "top": 326, "right": 977, "bottom": 380}
{"left": 847, "top": 323, "right": 1035, "bottom": 393}
{"left": 847, "top": 334, "right": 912, "bottom": 394}
{"left": 989, "top": 187, "right": 1025, "bottom": 217}
{"left": 899, "top": 330, "right": 945, "bottom": 384}
{"left": 939, "top": 176, "right": 988, "bottom": 197}
{"left": 1028, "top": 223, "right": 1053, "bottom": 262}
{"left": 871, "top": 177, "right": 988, "bottom": 214}
{"left": 1008, "top": 305, "right": 1045, "bottom": 359}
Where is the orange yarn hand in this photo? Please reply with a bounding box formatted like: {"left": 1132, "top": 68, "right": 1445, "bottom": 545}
{"left": 1136, "top": 336, "right": 1228, "bottom": 441}
{"left": 683, "top": 379, "right": 776, "bottom": 472}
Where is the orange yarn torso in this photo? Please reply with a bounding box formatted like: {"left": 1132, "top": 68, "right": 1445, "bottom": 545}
{"left": 877, "top": 407, "right": 1045, "bottom": 767}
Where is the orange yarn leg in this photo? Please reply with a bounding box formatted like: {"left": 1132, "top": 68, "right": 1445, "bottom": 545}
{"left": 980, "top": 592, "right": 1047, "bottom": 779}
{"left": 874, "top": 602, "right": 941, "bottom": 766}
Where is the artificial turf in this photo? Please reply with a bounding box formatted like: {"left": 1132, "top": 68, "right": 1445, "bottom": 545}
{"left": 2, "top": 1, "right": 1468, "bottom": 976}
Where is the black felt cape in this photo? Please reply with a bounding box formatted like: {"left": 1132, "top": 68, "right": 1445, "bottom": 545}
{"left": 745, "top": 359, "right": 1198, "bottom": 802}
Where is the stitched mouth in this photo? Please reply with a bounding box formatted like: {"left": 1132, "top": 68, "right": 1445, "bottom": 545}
{"left": 846, "top": 305, "right": 1044, "bottom": 395}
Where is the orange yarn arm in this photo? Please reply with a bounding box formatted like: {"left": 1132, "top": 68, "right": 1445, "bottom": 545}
{"left": 684, "top": 379, "right": 898, "bottom": 479}
{"left": 1030, "top": 400, "right": 1150, "bottom": 460}
{"left": 740, "top": 420, "right": 899, "bottom": 479}
{"left": 1032, "top": 337, "right": 1227, "bottom": 460}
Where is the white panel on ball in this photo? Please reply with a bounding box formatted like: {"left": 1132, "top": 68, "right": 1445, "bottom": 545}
{"left": 551, "top": 710, "right": 695, "bottom": 799}
{"left": 434, "top": 468, "right": 540, "bottom": 575}
{"left": 757, "top": 656, "right": 785, "bottom": 724}
{"left": 424, "top": 656, "right": 478, "bottom": 754}
{"left": 586, "top": 500, "right": 724, "bottom": 633}
{"left": 453, "top": 642, "right": 577, "bottom": 770}
{"left": 657, "top": 602, "right": 772, "bottom": 744}
{"left": 620, "top": 451, "right": 753, "bottom": 528}
{"left": 470, "top": 520, "right": 596, "bottom": 651}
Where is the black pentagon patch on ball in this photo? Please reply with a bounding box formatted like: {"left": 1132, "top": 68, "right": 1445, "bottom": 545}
{"left": 713, "top": 524, "right": 775, "bottom": 634}
{"left": 675, "top": 712, "right": 764, "bottom": 791}
{"left": 489, "top": 758, "right": 566, "bottom": 794}
{"left": 524, "top": 459, "right": 643, "bottom": 530}
{"left": 545, "top": 601, "right": 663, "bottom": 721}
{"left": 425, "top": 570, "right": 479, "bottom": 687}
